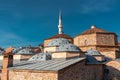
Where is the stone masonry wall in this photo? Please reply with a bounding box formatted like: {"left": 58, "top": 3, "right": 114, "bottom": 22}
{"left": 100, "top": 51, "right": 116, "bottom": 59}
{"left": 44, "top": 39, "right": 54, "bottom": 47}
{"left": 9, "top": 70, "right": 57, "bottom": 80}
{"left": 74, "top": 34, "right": 97, "bottom": 47}
{"left": 58, "top": 60, "right": 103, "bottom": 80}
{"left": 105, "top": 61, "right": 120, "bottom": 80}
{"left": 96, "top": 34, "right": 115, "bottom": 46}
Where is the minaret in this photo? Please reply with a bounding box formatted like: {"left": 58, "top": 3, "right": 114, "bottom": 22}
{"left": 58, "top": 10, "right": 63, "bottom": 34}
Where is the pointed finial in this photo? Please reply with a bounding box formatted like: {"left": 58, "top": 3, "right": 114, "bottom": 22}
{"left": 91, "top": 25, "right": 96, "bottom": 29}
{"left": 58, "top": 10, "right": 63, "bottom": 34}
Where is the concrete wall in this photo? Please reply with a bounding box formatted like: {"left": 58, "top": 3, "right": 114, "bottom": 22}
{"left": 9, "top": 70, "right": 57, "bottom": 80}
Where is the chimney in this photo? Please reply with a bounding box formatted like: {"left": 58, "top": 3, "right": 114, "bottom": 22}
{"left": 1, "top": 47, "right": 14, "bottom": 80}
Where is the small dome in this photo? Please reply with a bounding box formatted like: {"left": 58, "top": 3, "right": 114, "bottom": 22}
{"left": 57, "top": 44, "right": 81, "bottom": 52}
{"left": 91, "top": 25, "right": 96, "bottom": 29}
{"left": 28, "top": 53, "right": 51, "bottom": 61}
{"left": 0, "top": 49, "right": 4, "bottom": 55}
{"left": 47, "top": 38, "right": 71, "bottom": 46}
{"left": 13, "top": 47, "right": 35, "bottom": 54}
{"left": 85, "top": 55, "right": 99, "bottom": 63}
{"left": 85, "top": 49, "right": 101, "bottom": 56}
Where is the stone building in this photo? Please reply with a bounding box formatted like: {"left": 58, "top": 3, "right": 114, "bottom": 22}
{"left": 0, "top": 46, "right": 41, "bottom": 61}
{"left": 0, "top": 11, "right": 120, "bottom": 80}
{"left": 74, "top": 25, "right": 120, "bottom": 59}
{"left": 1, "top": 37, "right": 104, "bottom": 80}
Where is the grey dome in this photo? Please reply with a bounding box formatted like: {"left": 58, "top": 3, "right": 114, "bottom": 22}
{"left": 0, "top": 50, "right": 4, "bottom": 55}
{"left": 85, "top": 49, "right": 101, "bottom": 56}
{"left": 57, "top": 44, "right": 81, "bottom": 52}
{"left": 13, "top": 47, "right": 35, "bottom": 54}
{"left": 85, "top": 55, "right": 99, "bottom": 63}
{"left": 47, "top": 38, "right": 71, "bottom": 46}
{"left": 28, "top": 53, "right": 51, "bottom": 61}
{"left": 12, "top": 47, "right": 22, "bottom": 53}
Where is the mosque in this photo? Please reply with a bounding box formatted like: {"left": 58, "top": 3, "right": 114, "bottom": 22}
{"left": 0, "top": 11, "right": 120, "bottom": 80}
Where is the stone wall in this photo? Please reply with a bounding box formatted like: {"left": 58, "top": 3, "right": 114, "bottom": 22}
{"left": 44, "top": 46, "right": 57, "bottom": 53}
{"left": 96, "top": 33, "right": 116, "bottom": 46}
{"left": 84, "top": 64, "right": 103, "bottom": 80}
{"left": 100, "top": 51, "right": 116, "bottom": 59}
{"left": 9, "top": 70, "right": 57, "bottom": 80}
{"left": 0, "top": 71, "right": 1, "bottom": 80}
{"left": 20, "top": 54, "right": 35, "bottom": 60}
{"left": 58, "top": 59, "right": 103, "bottom": 80}
{"left": 8, "top": 59, "right": 103, "bottom": 80}
{"left": 105, "top": 61, "right": 120, "bottom": 80}
{"left": 74, "top": 34, "right": 97, "bottom": 47}
{"left": 44, "top": 39, "right": 55, "bottom": 47}
{"left": 52, "top": 51, "right": 80, "bottom": 59}
{"left": 79, "top": 46, "right": 96, "bottom": 51}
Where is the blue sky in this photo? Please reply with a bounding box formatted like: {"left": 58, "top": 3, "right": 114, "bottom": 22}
{"left": 0, "top": 0, "right": 120, "bottom": 48}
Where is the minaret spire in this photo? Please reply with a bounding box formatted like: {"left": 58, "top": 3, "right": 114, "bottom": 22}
{"left": 58, "top": 10, "right": 63, "bottom": 34}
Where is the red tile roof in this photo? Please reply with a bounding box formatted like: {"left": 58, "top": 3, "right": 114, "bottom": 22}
{"left": 81, "top": 27, "right": 109, "bottom": 35}
{"left": 45, "top": 34, "right": 73, "bottom": 40}
{"left": 5, "top": 47, "right": 14, "bottom": 54}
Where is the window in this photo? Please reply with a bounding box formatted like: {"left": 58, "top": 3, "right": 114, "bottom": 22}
{"left": 85, "top": 40, "right": 88, "bottom": 46}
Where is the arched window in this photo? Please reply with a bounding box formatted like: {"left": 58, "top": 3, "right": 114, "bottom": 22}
{"left": 85, "top": 40, "right": 88, "bottom": 46}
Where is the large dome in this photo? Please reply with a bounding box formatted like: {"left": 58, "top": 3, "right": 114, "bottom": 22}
{"left": 47, "top": 38, "right": 71, "bottom": 46}
{"left": 47, "top": 38, "right": 81, "bottom": 52}
{"left": 57, "top": 44, "right": 81, "bottom": 52}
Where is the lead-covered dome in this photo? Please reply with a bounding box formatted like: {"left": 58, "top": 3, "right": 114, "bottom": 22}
{"left": 12, "top": 47, "right": 35, "bottom": 54}
{"left": 57, "top": 44, "right": 81, "bottom": 52}
{"left": 85, "top": 49, "right": 101, "bottom": 56}
{"left": 47, "top": 38, "right": 71, "bottom": 46}
{"left": 28, "top": 53, "right": 51, "bottom": 61}
{"left": 47, "top": 38, "right": 81, "bottom": 52}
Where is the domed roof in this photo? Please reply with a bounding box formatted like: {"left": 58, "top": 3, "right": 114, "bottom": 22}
{"left": 0, "top": 49, "right": 4, "bottom": 55}
{"left": 85, "top": 49, "right": 101, "bottom": 56}
{"left": 57, "top": 44, "right": 81, "bottom": 52}
{"left": 13, "top": 47, "right": 35, "bottom": 54}
{"left": 47, "top": 38, "right": 71, "bottom": 46}
{"left": 81, "top": 25, "right": 109, "bottom": 35}
{"left": 28, "top": 53, "right": 51, "bottom": 61}
{"left": 45, "top": 34, "right": 72, "bottom": 40}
